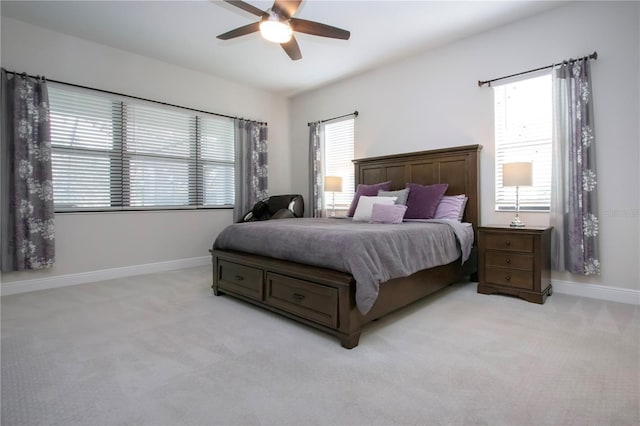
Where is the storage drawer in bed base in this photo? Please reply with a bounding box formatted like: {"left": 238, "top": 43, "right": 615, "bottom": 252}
{"left": 217, "top": 260, "right": 264, "bottom": 301}
{"left": 266, "top": 272, "right": 338, "bottom": 328}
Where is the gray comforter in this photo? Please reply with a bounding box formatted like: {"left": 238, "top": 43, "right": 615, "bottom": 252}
{"left": 213, "top": 218, "right": 473, "bottom": 314}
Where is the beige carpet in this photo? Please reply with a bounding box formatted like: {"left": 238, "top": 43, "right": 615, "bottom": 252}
{"left": 2, "top": 266, "right": 638, "bottom": 426}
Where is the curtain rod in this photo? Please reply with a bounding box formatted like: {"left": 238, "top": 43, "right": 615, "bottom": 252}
{"left": 308, "top": 110, "right": 358, "bottom": 126}
{"left": 1, "top": 68, "right": 267, "bottom": 125}
{"left": 477, "top": 51, "right": 598, "bottom": 87}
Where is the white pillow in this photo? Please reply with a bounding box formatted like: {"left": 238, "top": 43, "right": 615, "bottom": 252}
{"left": 352, "top": 196, "right": 397, "bottom": 221}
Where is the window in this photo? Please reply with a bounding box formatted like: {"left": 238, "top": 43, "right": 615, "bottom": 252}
{"left": 494, "top": 73, "right": 552, "bottom": 211}
{"left": 49, "top": 84, "right": 235, "bottom": 211}
{"left": 200, "top": 116, "right": 235, "bottom": 207}
{"left": 49, "top": 87, "right": 120, "bottom": 209}
{"left": 323, "top": 118, "right": 355, "bottom": 212}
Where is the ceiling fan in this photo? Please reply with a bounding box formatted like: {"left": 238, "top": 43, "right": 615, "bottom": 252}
{"left": 217, "top": 0, "right": 351, "bottom": 61}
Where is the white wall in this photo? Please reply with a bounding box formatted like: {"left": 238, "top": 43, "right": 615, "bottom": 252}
{"left": 0, "top": 17, "right": 291, "bottom": 284}
{"left": 290, "top": 1, "right": 640, "bottom": 291}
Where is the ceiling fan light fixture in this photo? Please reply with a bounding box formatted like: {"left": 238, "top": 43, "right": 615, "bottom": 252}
{"left": 259, "top": 11, "right": 292, "bottom": 43}
{"left": 218, "top": 0, "right": 350, "bottom": 60}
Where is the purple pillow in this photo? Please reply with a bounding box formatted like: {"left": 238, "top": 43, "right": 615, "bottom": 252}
{"left": 347, "top": 181, "right": 392, "bottom": 217}
{"left": 369, "top": 203, "right": 407, "bottom": 224}
{"left": 404, "top": 183, "right": 448, "bottom": 219}
{"left": 434, "top": 195, "right": 468, "bottom": 221}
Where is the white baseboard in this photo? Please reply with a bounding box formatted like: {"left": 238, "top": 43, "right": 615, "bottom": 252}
{"left": 551, "top": 279, "right": 640, "bottom": 305}
{"left": 3, "top": 258, "right": 638, "bottom": 305}
{"left": 0, "top": 256, "right": 211, "bottom": 296}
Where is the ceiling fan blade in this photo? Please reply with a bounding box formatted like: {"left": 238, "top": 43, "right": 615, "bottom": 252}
{"left": 272, "top": 0, "right": 302, "bottom": 19}
{"left": 217, "top": 22, "right": 260, "bottom": 40}
{"left": 281, "top": 35, "right": 302, "bottom": 60}
{"left": 290, "top": 18, "right": 350, "bottom": 40}
{"left": 223, "top": 0, "right": 265, "bottom": 17}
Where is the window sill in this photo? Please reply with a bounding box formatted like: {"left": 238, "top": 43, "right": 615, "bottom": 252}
{"left": 55, "top": 206, "right": 234, "bottom": 214}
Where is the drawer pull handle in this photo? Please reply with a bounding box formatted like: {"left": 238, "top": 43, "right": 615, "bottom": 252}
{"left": 505, "top": 258, "right": 511, "bottom": 264}
{"left": 505, "top": 274, "right": 511, "bottom": 281}
{"left": 234, "top": 275, "right": 244, "bottom": 281}
{"left": 505, "top": 240, "right": 511, "bottom": 246}
{"left": 292, "top": 293, "right": 306, "bottom": 301}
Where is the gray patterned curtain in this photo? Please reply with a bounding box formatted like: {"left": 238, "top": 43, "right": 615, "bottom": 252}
{"left": 234, "top": 119, "right": 268, "bottom": 222}
{"left": 550, "top": 59, "right": 599, "bottom": 275}
{"left": 1, "top": 69, "right": 55, "bottom": 271}
{"left": 308, "top": 122, "right": 324, "bottom": 218}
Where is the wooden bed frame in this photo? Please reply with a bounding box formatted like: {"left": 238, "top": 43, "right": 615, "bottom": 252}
{"left": 211, "top": 144, "right": 482, "bottom": 348}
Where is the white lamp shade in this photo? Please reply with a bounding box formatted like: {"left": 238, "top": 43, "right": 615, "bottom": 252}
{"left": 324, "top": 176, "right": 343, "bottom": 192}
{"left": 502, "top": 162, "right": 533, "bottom": 187}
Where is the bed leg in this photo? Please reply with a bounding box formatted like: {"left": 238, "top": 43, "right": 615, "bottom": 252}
{"left": 340, "top": 333, "right": 361, "bottom": 349}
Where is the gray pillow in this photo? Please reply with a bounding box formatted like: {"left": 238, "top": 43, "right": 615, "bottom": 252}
{"left": 378, "top": 188, "right": 410, "bottom": 205}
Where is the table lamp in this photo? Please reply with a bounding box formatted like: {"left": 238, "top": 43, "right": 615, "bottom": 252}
{"left": 324, "top": 176, "right": 343, "bottom": 217}
{"left": 502, "top": 162, "right": 532, "bottom": 228}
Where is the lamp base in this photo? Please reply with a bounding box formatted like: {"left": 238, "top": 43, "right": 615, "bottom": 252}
{"left": 330, "top": 192, "right": 336, "bottom": 217}
{"left": 510, "top": 215, "right": 526, "bottom": 228}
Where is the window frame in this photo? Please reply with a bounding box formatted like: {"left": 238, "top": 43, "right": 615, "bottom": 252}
{"left": 322, "top": 117, "right": 355, "bottom": 214}
{"left": 493, "top": 72, "right": 552, "bottom": 212}
{"left": 48, "top": 83, "right": 236, "bottom": 213}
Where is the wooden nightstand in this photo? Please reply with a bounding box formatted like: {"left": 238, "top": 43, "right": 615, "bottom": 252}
{"left": 477, "top": 225, "right": 552, "bottom": 304}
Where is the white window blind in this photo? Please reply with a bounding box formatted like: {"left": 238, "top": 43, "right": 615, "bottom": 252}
{"left": 494, "top": 73, "right": 552, "bottom": 211}
{"left": 125, "top": 104, "right": 196, "bottom": 207}
{"left": 199, "top": 116, "right": 235, "bottom": 206}
{"left": 49, "top": 83, "right": 236, "bottom": 211}
{"left": 323, "top": 118, "right": 355, "bottom": 211}
{"left": 49, "top": 86, "right": 122, "bottom": 209}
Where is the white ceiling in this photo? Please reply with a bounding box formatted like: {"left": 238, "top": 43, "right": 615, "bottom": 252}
{"left": 1, "top": 0, "right": 567, "bottom": 96}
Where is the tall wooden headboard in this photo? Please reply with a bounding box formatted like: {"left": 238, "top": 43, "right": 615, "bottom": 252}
{"left": 353, "top": 144, "right": 482, "bottom": 241}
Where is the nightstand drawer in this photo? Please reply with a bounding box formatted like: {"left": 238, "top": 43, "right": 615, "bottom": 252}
{"left": 485, "top": 251, "right": 533, "bottom": 271}
{"left": 485, "top": 268, "right": 533, "bottom": 290}
{"left": 266, "top": 273, "right": 338, "bottom": 328}
{"left": 484, "top": 233, "right": 533, "bottom": 253}
{"left": 218, "top": 260, "right": 264, "bottom": 301}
